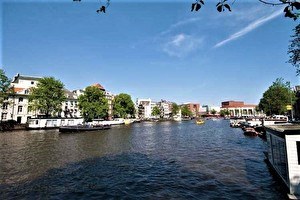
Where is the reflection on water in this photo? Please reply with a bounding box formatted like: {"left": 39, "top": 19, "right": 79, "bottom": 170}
{"left": 0, "top": 120, "right": 287, "bottom": 199}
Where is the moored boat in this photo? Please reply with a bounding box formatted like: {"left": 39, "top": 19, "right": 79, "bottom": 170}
{"left": 229, "top": 117, "right": 246, "bottom": 128}
{"left": 196, "top": 118, "right": 205, "bottom": 125}
{"left": 243, "top": 127, "right": 258, "bottom": 136}
{"left": 26, "top": 118, "right": 84, "bottom": 130}
{"left": 59, "top": 124, "right": 111, "bottom": 133}
{"left": 92, "top": 118, "right": 125, "bottom": 126}
{"left": 262, "top": 115, "right": 289, "bottom": 126}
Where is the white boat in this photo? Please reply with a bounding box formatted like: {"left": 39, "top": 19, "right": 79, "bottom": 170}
{"left": 263, "top": 115, "right": 289, "bottom": 126}
{"left": 229, "top": 117, "right": 246, "bottom": 128}
{"left": 245, "top": 118, "right": 263, "bottom": 127}
{"left": 92, "top": 118, "right": 125, "bottom": 126}
{"left": 26, "top": 118, "right": 84, "bottom": 129}
{"left": 173, "top": 110, "right": 182, "bottom": 121}
{"left": 124, "top": 119, "right": 136, "bottom": 125}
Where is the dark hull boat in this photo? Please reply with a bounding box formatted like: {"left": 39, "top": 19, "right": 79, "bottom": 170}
{"left": 59, "top": 124, "right": 111, "bottom": 133}
{"left": 243, "top": 127, "right": 258, "bottom": 136}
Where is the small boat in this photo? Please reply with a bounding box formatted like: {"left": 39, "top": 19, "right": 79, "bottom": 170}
{"left": 196, "top": 118, "right": 205, "bottom": 125}
{"left": 243, "top": 127, "right": 258, "bottom": 136}
{"left": 59, "top": 124, "right": 111, "bottom": 133}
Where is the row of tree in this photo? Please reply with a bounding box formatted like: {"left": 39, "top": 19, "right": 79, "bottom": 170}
{"left": 258, "top": 78, "right": 296, "bottom": 116}
{"left": 0, "top": 69, "right": 298, "bottom": 121}
{"left": 0, "top": 71, "right": 136, "bottom": 122}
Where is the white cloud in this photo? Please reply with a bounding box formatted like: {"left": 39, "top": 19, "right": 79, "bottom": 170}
{"left": 214, "top": 9, "right": 282, "bottom": 48}
{"left": 162, "top": 33, "right": 204, "bottom": 58}
{"left": 160, "top": 17, "right": 202, "bottom": 36}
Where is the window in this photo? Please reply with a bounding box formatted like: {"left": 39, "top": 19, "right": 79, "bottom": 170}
{"left": 31, "top": 81, "right": 34, "bottom": 85}
{"left": 1, "top": 113, "right": 7, "bottom": 120}
{"left": 297, "top": 141, "right": 300, "bottom": 165}
{"left": 2, "top": 103, "right": 8, "bottom": 110}
{"left": 19, "top": 97, "right": 23, "bottom": 102}
{"left": 18, "top": 106, "right": 23, "bottom": 113}
{"left": 25, "top": 90, "right": 29, "bottom": 94}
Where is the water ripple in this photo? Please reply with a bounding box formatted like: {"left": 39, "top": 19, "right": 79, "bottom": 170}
{"left": 0, "top": 120, "right": 288, "bottom": 199}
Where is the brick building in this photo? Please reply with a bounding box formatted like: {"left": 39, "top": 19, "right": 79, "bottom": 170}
{"left": 221, "top": 101, "right": 257, "bottom": 117}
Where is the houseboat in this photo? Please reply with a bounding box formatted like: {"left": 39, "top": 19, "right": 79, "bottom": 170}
{"left": 265, "top": 124, "right": 300, "bottom": 199}
{"left": 26, "top": 118, "right": 84, "bottom": 129}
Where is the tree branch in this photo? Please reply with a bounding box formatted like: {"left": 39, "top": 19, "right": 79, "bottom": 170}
{"left": 257, "top": 0, "right": 287, "bottom": 6}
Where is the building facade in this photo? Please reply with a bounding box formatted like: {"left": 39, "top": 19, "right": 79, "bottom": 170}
{"left": 158, "top": 100, "right": 172, "bottom": 119}
{"left": 182, "top": 103, "right": 200, "bottom": 117}
{"left": 221, "top": 101, "right": 257, "bottom": 117}
{"left": 0, "top": 74, "right": 116, "bottom": 123}
{"left": 2, "top": 74, "right": 41, "bottom": 123}
{"left": 136, "top": 98, "right": 152, "bottom": 119}
{"left": 61, "top": 89, "right": 81, "bottom": 118}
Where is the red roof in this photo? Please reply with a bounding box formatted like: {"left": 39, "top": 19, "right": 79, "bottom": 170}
{"left": 92, "top": 83, "right": 105, "bottom": 91}
{"left": 13, "top": 87, "right": 24, "bottom": 93}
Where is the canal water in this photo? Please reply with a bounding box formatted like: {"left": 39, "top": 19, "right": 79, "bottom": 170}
{"left": 0, "top": 120, "right": 287, "bottom": 199}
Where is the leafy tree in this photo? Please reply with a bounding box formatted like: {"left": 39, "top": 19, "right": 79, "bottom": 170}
{"left": 220, "top": 109, "right": 230, "bottom": 117}
{"left": 75, "top": 0, "right": 299, "bottom": 20}
{"left": 113, "top": 93, "right": 135, "bottom": 118}
{"left": 29, "top": 77, "right": 66, "bottom": 117}
{"left": 171, "top": 103, "right": 179, "bottom": 116}
{"left": 0, "top": 69, "right": 11, "bottom": 104}
{"left": 151, "top": 106, "right": 161, "bottom": 118}
{"left": 191, "top": 0, "right": 299, "bottom": 20}
{"left": 211, "top": 109, "right": 217, "bottom": 115}
{"left": 78, "top": 86, "right": 108, "bottom": 122}
{"left": 181, "top": 105, "right": 193, "bottom": 117}
{"left": 258, "top": 78, "right": 296, "bottom": 116}
{"left": 288, "top": 24, "right": 300, "bottom": 75}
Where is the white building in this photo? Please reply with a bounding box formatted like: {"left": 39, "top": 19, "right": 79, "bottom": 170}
{"left": 1, "top": 74, "right": 41, "bottom": 123}
{"left": 159, "top": 100, "right": 172, "bottom": 119}
{"left": 221, "top": 101, "right": 257, "bottom": 117}
{"left": 1, "top": 74, "right": 83, "bottom": 124}
{"left": 136, "top": 98, "right": 152, "bottom": 119}
{"left": 61, "top": 89, "right": 81, "bottom": 118}
{"left": 0, "top": 74, "right": 117, "bottom": 124}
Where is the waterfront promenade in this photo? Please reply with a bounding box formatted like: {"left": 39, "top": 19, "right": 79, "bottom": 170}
{"left": 0, "top": 120, "right": 287, "bottom": 199}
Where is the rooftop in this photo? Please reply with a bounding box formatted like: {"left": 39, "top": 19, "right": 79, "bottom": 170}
{"left": 11, "top": 73, "right": 42, "bottom": 83}
{"left": 92, "top": 83, "right": 105, "bottom": 91}
{"left": 265, "top": 124, "right": 300, "bottom": 134}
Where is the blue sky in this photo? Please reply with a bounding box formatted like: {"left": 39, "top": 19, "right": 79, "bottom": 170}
{"left": 1, "top": 0, "right": 299, "bottom": 106}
